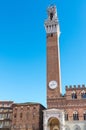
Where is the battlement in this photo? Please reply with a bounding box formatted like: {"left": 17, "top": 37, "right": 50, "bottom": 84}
{"left": 65, "top": 84, "right": 86, "bottom": 90}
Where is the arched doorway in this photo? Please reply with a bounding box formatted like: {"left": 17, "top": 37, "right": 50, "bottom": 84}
{"left": 48, "top": 117, "right": 60, "bottom": 130}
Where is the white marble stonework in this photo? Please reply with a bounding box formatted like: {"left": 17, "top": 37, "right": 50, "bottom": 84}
{"left": 44, "top": 6, "right": 60, "bottom": 37}
{"left": 43, "top": 109, "right": 65, "bottom": 130}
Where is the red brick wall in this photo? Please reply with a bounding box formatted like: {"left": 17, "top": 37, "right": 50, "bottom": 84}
{"left": 12, "top": 103, "right": 45, "bottom": 130}
{"left": 47, "top": 33, "right": 61, "bottom": 107}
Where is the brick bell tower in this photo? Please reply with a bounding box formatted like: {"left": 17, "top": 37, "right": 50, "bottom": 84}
{"left": 45, "top": 6, "right": 61, "bottom": 108}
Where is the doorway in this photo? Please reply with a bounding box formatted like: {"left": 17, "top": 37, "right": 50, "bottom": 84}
{"left": 48, "top": 117, "right": 60, "bottom": 130}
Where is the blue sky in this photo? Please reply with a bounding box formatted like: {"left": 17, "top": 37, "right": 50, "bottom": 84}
{"left": 0, "top": 0, "right": 86, "bottom": 107}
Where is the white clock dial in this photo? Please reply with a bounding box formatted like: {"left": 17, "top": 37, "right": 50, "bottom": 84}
{"left": 49, "top": 80, "right": 58, "bottom": 89}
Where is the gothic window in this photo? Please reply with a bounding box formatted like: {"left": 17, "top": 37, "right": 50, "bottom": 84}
{"left": 72, "top": 91, "right": 77, "bottom": 99}
{"left": 83, "top": 111, "right": 86, "bottom": 120}
{"left": 65, "top": 112, "right": 68, "bottom": 121}
{"left": 81, "top": 90, "right": 86, "bottom": 98}
{"left": 73, "top": 111, "right": 79, "bottom": 120}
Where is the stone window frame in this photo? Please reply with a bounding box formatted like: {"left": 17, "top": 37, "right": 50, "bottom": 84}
{"left": 73, "top": 111, "right": 79, "bottom": 120}
{"left": 71, "top": 90, "right": 77, "bottom": 99}
{"left": 65, "top": 111, "right": 68, "bottom": 121}
{"left": 83, "top": 111, "right": 86, "bottom": 120}
{"left": 71, "top": 91, "right": 77, "bottom": 99}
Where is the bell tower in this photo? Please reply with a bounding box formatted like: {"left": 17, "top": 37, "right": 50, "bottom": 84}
{"left": 45, "top": 6, "right": 61, "bottom": 107}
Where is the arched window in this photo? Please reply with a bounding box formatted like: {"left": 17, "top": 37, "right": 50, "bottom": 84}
{"left": 65, "top": 111, "right": 68, "bottom": 121}
{"left": 73, "top": 111, "right": 79, "bottom": 120}
{"left": 83, "top": 111, "right": 86, "bottom": 120}
{"left": 81, "top": 90, "right": 86, "bottom": 98}
{"left": 72, "top": 91, "right": 77, "bottom": 99}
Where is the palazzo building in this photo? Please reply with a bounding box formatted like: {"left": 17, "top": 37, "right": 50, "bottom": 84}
{"left": 0, "top": 5, "right": 86, "bottom": 130}
{"left": 0, "top": 101, "right": 45, "bottom": 130}
{"left": 11, "top": 102, "right": 45, "bottom": 130}
{"left": 43, "top": 5, "right": 86, "bottom": 130}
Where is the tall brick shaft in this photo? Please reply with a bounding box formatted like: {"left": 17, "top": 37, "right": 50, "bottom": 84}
{"left": 45, "top": 6, "right": 61, "bottom": 107}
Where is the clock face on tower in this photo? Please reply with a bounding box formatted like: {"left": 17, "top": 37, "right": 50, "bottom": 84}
{"left": 49, "top": 80, "right": 58, "bottom": 89}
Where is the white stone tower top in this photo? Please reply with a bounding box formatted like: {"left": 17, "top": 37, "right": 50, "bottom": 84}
{"left": 47, "top": 6, "right": 57, "bottom": 21}
{"left": 45, "top": 5, "right": 60, "bottom": 36}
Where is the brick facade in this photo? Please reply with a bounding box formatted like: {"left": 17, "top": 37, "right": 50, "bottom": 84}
{"left": 48, "top": 85, "right": 86, "bottom": 121}
{"left": 11, "top": 103, "right": 45, "bottom": 130}
{"left": 0, "top": 102, "right": 45, "bottom": 130}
